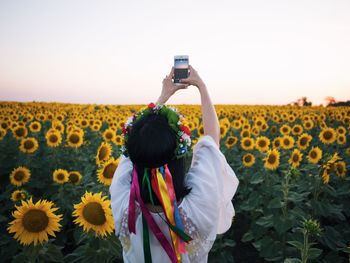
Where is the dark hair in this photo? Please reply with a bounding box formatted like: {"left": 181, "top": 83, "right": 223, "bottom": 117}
{"left": 126, "top": 113, "right": 191, "bottom": 206}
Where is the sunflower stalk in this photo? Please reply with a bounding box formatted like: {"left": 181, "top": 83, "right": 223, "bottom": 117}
{"left": 281, "top": 169, "right": 291, "bottom": 259}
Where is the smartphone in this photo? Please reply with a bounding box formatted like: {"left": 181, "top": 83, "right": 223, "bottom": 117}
{"left": 174, "top": 55, "right": 189, "bottom": 84}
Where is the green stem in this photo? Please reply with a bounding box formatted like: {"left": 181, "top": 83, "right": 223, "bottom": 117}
{"left": 301, "top": 230, "right": 309, "bottom": 263}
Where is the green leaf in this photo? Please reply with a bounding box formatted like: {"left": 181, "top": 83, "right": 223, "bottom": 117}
{"left": 250, "top": 172, "right": 264, "bottom": 184}
{"left": 284, "top": 258, "right": 302, "bottom": 263}
{"left": 255, "top": 215, "right": 274, "bottom": 228}
{"left": 241, "top": 231, "right": 254, "bottom": 242}
{"left": 287, "top": 241, "right": 303, "bottom": 250}
{"left": 267, "top": 197, "right": 283, "bottom": 208}
{"left": 308, "top": 248, "right": 322, "bottom": 259}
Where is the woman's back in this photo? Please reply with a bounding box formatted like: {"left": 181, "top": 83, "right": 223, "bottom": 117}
{"left": 110, "top": 134, "right": 239, "bottom": 262}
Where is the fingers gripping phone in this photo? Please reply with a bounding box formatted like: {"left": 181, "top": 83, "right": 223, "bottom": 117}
{"left": 174, "top": 55, "right": 189, "bottom": 84}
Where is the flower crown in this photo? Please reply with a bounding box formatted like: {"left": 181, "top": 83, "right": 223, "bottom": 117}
{"left": 120, "top": 102, "right": 192, "bottom": 160}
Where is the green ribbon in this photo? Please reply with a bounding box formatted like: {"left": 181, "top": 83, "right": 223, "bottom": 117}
{"left": 142, "top": 169, "right": 192, "bottom": 243}
{"left": 142, "top": 214, "right": 152, "bottom": 263}
{"left": 142, "top": 168, "right": 152, "bottom": 263}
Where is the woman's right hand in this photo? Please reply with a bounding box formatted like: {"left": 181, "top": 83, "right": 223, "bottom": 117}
{"left": 179, "top": 65, "right": 205, "bottom": 90}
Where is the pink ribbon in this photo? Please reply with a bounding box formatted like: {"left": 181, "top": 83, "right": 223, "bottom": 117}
{"left": 128, "top": 165, "right": 178, "bottom": 263}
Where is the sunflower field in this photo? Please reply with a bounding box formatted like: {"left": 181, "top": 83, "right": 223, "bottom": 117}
{"left": 0, "top": 101, "right": 349, "bottom": 263}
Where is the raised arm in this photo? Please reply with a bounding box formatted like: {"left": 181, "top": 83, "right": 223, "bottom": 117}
{"left": 180, "top": 65, "right": 220, "bottom": 147}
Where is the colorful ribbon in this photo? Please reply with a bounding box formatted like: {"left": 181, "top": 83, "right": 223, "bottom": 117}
{"left": 128, "top": 164, "right": 192, "bottom": 263}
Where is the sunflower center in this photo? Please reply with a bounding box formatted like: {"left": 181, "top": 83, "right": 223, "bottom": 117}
{"left": 49, "top": 134, "right": 58, "bottom": 143}
{"left": 69, "top": 134, "right": 80, "bottom": 144}
{"left": 300, "top": 137, "right": 308, "bottom": 146}
{"left": 310, "top": 151, "right": 317, "bottom": 159}
{"left": 33, "top": 124, "right": 38, "bottom": 129}
{"left": 244, "top": 140, "right": 251, "bottom": 147}
{"left": 103, "top": 163, "right": 117, "bottom": 179}
{"left": 24, "top": 140, "right": 34, "bottom": 149}
{"left": 323, "top": 131, "right": 333, "bottom": 140}
{"left": 244, "top": 155, "right": 252, "bottom": 162}
{"left": 22, "top": 209, "right": 49, "bottom": 233}
{"left": 228, "top": 138, "right": 235, "bottom": 145}
{"left": 82, "top": 202, "right": 106, "bottom": 226}
{"left": 268, "top": 154, "right": 276, "bottom": 164}
{"left": 57, "top": 173, "right": 65, "bottom": 181}
{"left": 258, "top": 140, "right": 266, "bottom": 147}
{"left": 283, "top": 139, "right": 290, "bottom": 146}
{"left": 16, "top": 192, "right": 23, "bottom": 199}
{"left": 99, "top": 147, "right": 108, "bottom": 161}
{"left": 294, "top": 127, "right": 300, "bottom": 133}
{"left": 292, "top": 154, "right": 300, "bottom": 162}
{"left": 69, "top": 173, "right": 79, "bottom": 183}
{"left": 105, "top": 132, "right": 113, "bottom": 139}
{"left": 14, "top": 171, "right": 25, "bottom": 181}
{"left": 16, "top": 128, "right": 25, "bottom": 136}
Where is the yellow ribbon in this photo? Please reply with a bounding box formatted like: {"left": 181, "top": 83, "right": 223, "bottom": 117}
{"left": 156, "top": 168, "right": 181, "bottom": 263}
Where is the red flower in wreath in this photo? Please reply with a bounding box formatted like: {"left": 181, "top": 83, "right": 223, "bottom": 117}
{"left": 148, "top": 102, "right": 156, "bottom": 109}
{"left": 122, "top": 126, "right": 128, "bottom": 134}
{"left": 180, "top": 125, "right": 191, "bottom": 136}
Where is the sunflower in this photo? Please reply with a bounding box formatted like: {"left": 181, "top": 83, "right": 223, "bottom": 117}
{"left": 255, "top": 136, "right": 270, "bottom": 152}
{"left": 72, "top": 192, "right": 114, "bottom": 237}
{"left": 19, "top": 137, "right": 39, "bottom": 153}
{"left": 288, "top": 149, "right": 303, "bottom": 168}
{"left": 52, "top": 169, "right": 69, "bottom": 184}
{"left": 319, "top": 127, "right": 336, "bottom": 145}
{"left": 68, "top": 171, "right": 82, "bottom": 185}
{"left": 240, "top": 137, "right": 255, "bottom": 151}
{"left": 97, "top": 157, "right": 120, "bottom": 186}
{"left": 232, "top": 120, "right": 242, "bottom": 130}
{"left": 279, "top": 124, "right": 291, "bottom": 135}
{"left": 242, "top": 153, "right": 255, "bottom": 167}
{"left": 291, "top": 124, "right": 303, "bottom": 135}
{"left": 307, "top": 147, "right": 322, "bottom": 164}
{"left": 11, "top": 190, "right": 28, "bottom": 202}
{"left": 197, "top": 125, "right": 205, "bottom": 137}
{"left": 240, "top": 130, "right": 250, "bottom": 138}
{"left": 0, "top": 127, "right": 7, "bottom": 140}
{"left": 219, "top": 123, "right": 229, "bottom": 138}
{"left": 272, "top": 137, "right": 281, "bottom": 148}
{"left": 335, "top": 161, "right": 346, "bottom": 177}
{"left": 263, "top": 149, "right": 280, "bottom": 170}
{"left": 321, "top": 168, "right": 331, "bottom": 184}
{"left": 10, "top": 166, "right": 31, "bottom": 186}
{"left": 336, "top": 126, "right": 346, "bottom": 135}
{"left": 113, "top": 135, "right": 124, "bottom": 146}
{"left": 45, "top": 129, "right": 62, "bottom": 147}
{"left": 7, "top": 198, "right": 62, "bottom": 246}
{"left": 281, "top": 135, "right": 295, "bottom": 150}
{"left": 346, "top": 147, "right": 350, "bottom": 156}
{"left": 303, "top": 120, "right": 314, "bottom": 130}
{"left": 66, "top": 131, "right": 84, "bottom": 148}
{"left": 337, "top": 134, "right": 346, "bottom": 145}
{"left": 29, "top": 121, "right": 42, "bottom": 133}
{"left": 96, "top": 142, "right": 113, "bottom": 166}
{"left": 225, "top": 136, "right": 238, "bottom": 149}
{"left": 102, "top": 128, "right": 116, "bottom": 142}
{"left": 12, "top": 126, "right": 28, "bottom": 140}
{"left": 297, "top": 133, "right": 312, "bottom": 150}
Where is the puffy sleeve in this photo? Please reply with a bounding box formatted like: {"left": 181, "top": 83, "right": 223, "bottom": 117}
{"left": 109, "top": 154, "right": 133, "bottom": 236}
{"left": 182, "top": 135, "right": 239, "bottom": 239}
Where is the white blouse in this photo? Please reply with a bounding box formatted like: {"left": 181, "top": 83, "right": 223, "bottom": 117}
{"left": 109, "top": 135, "right": 239, "bottom": 263}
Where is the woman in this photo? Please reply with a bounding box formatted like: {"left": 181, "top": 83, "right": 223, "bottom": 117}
{"left": 109, "top": 65, "right": 239, "bottom": 263}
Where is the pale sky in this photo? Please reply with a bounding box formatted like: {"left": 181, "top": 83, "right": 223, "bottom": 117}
{"left": 0, "top": 0, "right": 349, "bottom": 105}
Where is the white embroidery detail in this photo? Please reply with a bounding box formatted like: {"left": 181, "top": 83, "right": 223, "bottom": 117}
{"left": 118, "top": 204, "right": 214, "bottom": 262}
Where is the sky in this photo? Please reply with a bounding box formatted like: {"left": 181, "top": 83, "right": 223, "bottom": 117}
{"left": 0, "top": 0, "right": 349, "bottom": 106}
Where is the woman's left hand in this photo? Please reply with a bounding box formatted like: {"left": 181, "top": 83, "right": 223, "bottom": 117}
{"left": 156, "top": 67, "right": 189, "bottom": 104}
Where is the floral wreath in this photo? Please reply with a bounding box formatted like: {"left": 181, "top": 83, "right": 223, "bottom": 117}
{"left": 120, "top": 102, "right": 192, "bottom": 160}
